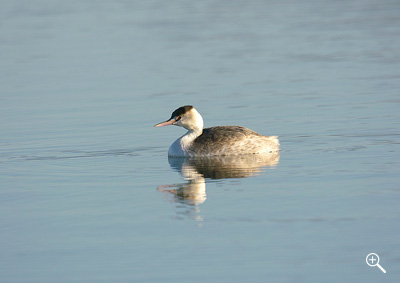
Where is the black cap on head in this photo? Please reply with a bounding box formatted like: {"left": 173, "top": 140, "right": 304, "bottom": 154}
{"left": 170, "top": 105, "right": 193, "bottom": 119}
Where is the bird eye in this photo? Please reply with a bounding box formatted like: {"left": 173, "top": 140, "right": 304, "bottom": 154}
{"left": 175, "top": 116, "right": 181, "bottom": 121}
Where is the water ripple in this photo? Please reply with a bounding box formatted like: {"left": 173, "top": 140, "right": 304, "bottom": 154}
{"left": 0, "top": 147, "right": 161, "bottom": 162}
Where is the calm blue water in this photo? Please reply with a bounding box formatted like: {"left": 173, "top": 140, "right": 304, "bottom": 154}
{"left": 1, "top": 0, "right": 399, "bottom": 282}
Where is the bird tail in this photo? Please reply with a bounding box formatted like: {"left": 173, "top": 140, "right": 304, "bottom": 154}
{"left": 270, "top": 136, "right": 280, "bottom": 146}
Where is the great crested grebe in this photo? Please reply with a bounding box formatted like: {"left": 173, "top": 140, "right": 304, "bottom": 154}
{"left": 154, "top": 105, "right": 280, "bottom": 157}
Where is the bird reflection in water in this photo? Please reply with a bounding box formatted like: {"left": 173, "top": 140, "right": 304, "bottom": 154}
{"left": 157, "top": 153, "right": 280, "bottom": 222}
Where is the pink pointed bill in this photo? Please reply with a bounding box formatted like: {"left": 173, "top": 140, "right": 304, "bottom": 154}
{"left": 154, "top": 119, "right": 175, "bottom": 127}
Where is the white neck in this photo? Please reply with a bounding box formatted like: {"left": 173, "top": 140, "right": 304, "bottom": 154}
{"left": 182, "top": 128, "right": 202, "bottom": 144}
{"left": 168, "top": 128, "right": 202, "bottom": 157}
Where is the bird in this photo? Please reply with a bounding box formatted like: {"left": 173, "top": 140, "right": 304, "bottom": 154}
{"left": 154, "top": 105, "right": 280, "bottom": 157}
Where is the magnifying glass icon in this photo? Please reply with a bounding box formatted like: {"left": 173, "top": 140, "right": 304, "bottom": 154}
{"left": 366, "top": 253, "right": 386, "bottom": 273}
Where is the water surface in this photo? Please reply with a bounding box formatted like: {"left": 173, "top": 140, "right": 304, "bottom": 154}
{"left": 1, "top": 0, "right": 399, "bottom": 282}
